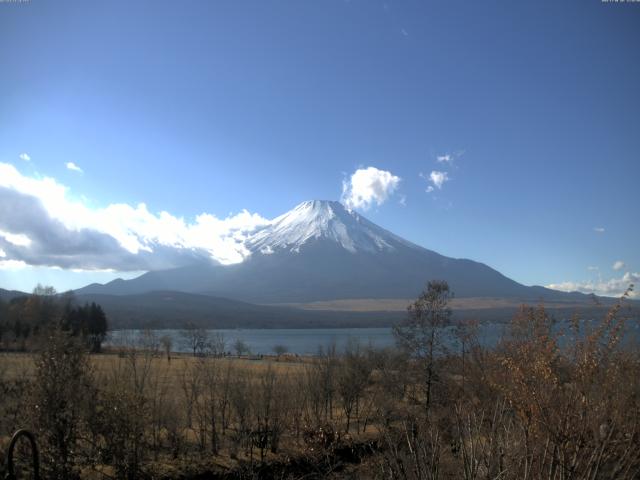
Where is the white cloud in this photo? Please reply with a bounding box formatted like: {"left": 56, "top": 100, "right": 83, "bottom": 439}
{"left": 0, "top": 259, "right": 28, "bottom": 270}
{"left": 436, "top": 150, "right": 465, "bottom": 164}
{"left": 401, "top": 28, "right": 409, "bottom": 37}
{"left": 587, "top": 265, "right": 599, "bottom": 271}
{"left": 613, "top": 260, "right": 625, "bottom": 271}
{"left": 547, "top": 272, "right": 639, "bottom": 299}
{"left": 593, "top": 227, "right": 605, "bottom": 233}
{"left": 66, "top": 162, "right": 83, "bottom": 173}
{"left": 19, "top": 153, "right": 30, "bottom": 162}
{"left": 420, "top": 171, "right": 449, "bottom": 192}
{"left": 341, "top": 166, "right": 401, "bottom": 210}
{"left": 0, "top": 230, "right": 32, "bottom": 247}
{"left": 430, "top": 171, "right": 448, "bottom": 189}
{"left": 0, "top": 162, "right": 270, "bottom": 270}
{"left": 420, "top": 151, "right": 463, "bottom": 193}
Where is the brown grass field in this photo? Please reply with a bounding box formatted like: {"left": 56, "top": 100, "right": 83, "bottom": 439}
{"left": 0, "top": 350, "right": 308, "bottom": 384}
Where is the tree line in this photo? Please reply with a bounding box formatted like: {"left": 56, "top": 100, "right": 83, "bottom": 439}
{"left": 0, "top": 285, "right": 108, "bottom": 353}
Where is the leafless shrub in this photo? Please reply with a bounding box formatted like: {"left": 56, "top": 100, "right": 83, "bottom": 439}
{"left": 29, "top": 328, "right": 95, "bottom": 479}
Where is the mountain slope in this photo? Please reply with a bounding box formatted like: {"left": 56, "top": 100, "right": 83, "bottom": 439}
{"left": 76, "top": 200, "right": 575, "bottom": 303}
{"left": 0, "top": 288, "right": 28, "bottom": 302}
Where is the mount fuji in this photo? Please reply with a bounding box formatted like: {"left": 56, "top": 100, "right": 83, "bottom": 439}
{"left": 76, "top": 200, "right": 567, "bottom": 304}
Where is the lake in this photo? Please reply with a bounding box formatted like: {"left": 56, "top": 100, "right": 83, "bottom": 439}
{"left": 108, "top": 327, "right": 395, "bottom": 356}
{"left": 106, "top": 323, "right": 515, "bottom": 356}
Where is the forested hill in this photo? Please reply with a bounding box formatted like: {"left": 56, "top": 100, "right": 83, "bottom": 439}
{"left": 0, "top": 287, "right": 108, "bottom": 352}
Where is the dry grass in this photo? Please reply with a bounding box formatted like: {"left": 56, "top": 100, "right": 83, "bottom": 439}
{"left": 0, "top": 350, "right": 307, "bottom": 385}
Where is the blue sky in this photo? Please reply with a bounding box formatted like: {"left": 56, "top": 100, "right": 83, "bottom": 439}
{"left": 0, "top": 0, "right": 638, "bottom": 296}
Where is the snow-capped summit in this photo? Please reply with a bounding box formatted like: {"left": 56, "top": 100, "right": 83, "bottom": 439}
{"left": 246, "top": 200, "right": 415, "bottom": 255}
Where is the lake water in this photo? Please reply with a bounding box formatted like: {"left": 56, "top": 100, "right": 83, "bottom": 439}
{"left": 106, "top": 319, "right": 640, "bottom": 356}
{"left": 108, "top": 327, "right": 396, "bottom": 356}
{"left": 105, "top": 323, "right": 513, "bottom": 356}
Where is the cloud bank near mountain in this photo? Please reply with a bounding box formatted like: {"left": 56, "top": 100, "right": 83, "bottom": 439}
{"left": 546, "top": 272, "right": 638, "bottom": 299}
{"left": 0, "top": 163, "right": 268, "bottom": 271}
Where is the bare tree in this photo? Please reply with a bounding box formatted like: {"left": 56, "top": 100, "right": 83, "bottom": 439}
{"left": 273, "top": 344, "right": 288, "bottom": 357}
{"left": 307, "top": 342, "right": 338, "bottom": 426}
{"left": 180, "top": 322, "right": 210, "bottom": 356}
{"left": 394, "top": 280, "right": 452, "bottom": 415}
{"left": 233, "top": 338, "right": 250, "bottom": 356}
{"left": 30, "top": 328, "right": 94, "bottom": 479}
{"left": 159, "top": 335, "right": 172, "bottom": 361}
{"left": 97, "top": 335, "right": 157, "bottom": 479}
{"left": 251, "top": 367, "right": 288, "bottom": 460}
{"left": 337, "top": 339, "right": 371, "bottom": 433}
{"left": 207, "top": 331, "right": 226, "bottom": 357}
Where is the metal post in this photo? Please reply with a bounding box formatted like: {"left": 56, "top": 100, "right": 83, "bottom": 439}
{"left": 4, "top": 429, "right": 39, "bottom": 480}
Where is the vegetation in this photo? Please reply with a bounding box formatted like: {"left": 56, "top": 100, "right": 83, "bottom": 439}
{"left": 394, "top": 280, "right": 452, "bottom": 415}
{"left": 0, "top": 282, "right": 638, "bottom": 479}
{"left": 273, "top": 344, "right": 289, "bottom": 356}
{"left": 0, "top": 285, "right": 108, "bottom": 353}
